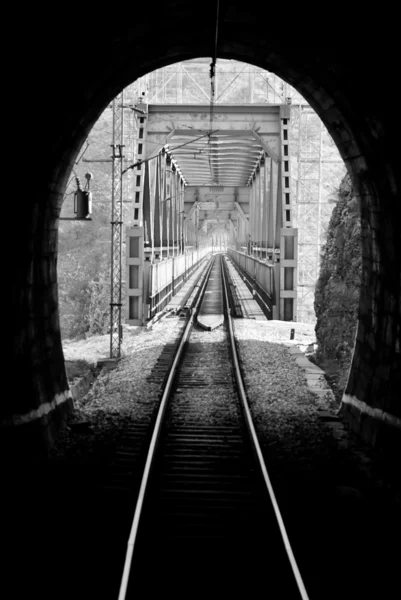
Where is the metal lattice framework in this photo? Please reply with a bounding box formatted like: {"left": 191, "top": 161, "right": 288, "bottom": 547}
{"left": 123, "top": 98, "right": 137, "bottom": 226}
{"left": 165, "top": 129, "right": 265, "bottom": 187}
{"left": 127, "top": 60, "right": 345, "bottom": 323}
{"left": 295, "top": 109, "right": 323, "bottom": 323}
{"left": 135, "top": 60, "right": 308, "bottom": 106}
{"left": 292, "top": 107, "right": 345, "bottom": 322}
{"left": 110, "top": 91, "right": 124, "bottom": 357}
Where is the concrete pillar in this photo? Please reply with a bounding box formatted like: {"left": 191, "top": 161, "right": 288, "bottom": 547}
{"left": 126, "top": 227, "right": 145, "bottom": 325}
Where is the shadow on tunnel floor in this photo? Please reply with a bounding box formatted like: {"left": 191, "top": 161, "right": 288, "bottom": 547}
{"left": 2, "top": 450, "right": 400, "bottom": 600}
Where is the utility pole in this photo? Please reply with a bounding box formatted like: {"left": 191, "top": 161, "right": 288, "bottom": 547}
{"left": 110, "top": 90, "right": 124, "bottom": 358}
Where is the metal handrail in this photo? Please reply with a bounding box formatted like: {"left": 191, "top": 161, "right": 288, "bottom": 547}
{"left": 228, "top": 247, "right": 275, "bottom": 268}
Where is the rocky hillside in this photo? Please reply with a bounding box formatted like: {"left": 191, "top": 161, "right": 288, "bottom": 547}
{"left": 314, "top": 174, "right": 361, "bottom": 402}
{"left": 58, "top": 204, "right": 111, "bottom": 340}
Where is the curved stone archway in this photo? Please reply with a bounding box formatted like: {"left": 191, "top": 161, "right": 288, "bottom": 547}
{"left": 9, "top": 3, "right": 400, "bottom": 451}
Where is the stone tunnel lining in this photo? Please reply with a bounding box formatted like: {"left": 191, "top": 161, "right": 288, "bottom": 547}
{"left": 9, "top": 4, "right": 401, "bottom": 451}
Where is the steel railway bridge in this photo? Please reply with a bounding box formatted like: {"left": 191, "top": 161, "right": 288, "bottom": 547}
{"left": 124, "top": 101, "right": 297, "bottom": 330}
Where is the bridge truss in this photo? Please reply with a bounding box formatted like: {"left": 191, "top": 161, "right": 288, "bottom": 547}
{"left": 109, "top": 59, "right": 344, "bottom": 336}
{"left": 128, "top": 59, "right": 345, "bottom": 323}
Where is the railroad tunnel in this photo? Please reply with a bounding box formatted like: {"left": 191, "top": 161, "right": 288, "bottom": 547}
{"left": 9, "top": 3, "right": 400, "bottom": 453}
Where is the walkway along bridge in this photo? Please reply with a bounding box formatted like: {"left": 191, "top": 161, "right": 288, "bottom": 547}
{"left": 124, "top": 102, "right": 297, "bottom": 328}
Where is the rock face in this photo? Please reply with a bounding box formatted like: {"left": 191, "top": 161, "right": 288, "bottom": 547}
{"left": 314, "top": 175, "right": 361, "bottom": 402}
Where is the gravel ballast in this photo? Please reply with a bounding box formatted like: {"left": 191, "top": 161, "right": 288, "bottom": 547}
{"left": 6, "top": 317, "right": 400, "bottom": 600}
{"left": 233, "top": 319, "right": 400, "bottom": 600}
{"left": 52, "top": 317, "right": 185, "bottom": 461}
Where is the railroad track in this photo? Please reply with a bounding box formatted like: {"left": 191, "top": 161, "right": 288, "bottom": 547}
{"left": 118, "top": 254, "right": 309, "bottom": 599}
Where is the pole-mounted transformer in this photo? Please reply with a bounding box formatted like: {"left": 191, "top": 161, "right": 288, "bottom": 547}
{"left": 74, "top": 173, "right": 93, "bottom": 218}
{"left": 60, "top": 172, "right": 93, "bottom": 221}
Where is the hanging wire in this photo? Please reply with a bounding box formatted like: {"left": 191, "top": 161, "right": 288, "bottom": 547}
{"left": 209, "top": 0, "right": 220, "bottom": 128}
{"left": 207, "top": 0, "right": 221, "bottom": 183}
{"left": 208, "top": 0, "right": 220, "bottom": 132}
{"left": 75, "top": 140, "right": 90, "bottom": 165}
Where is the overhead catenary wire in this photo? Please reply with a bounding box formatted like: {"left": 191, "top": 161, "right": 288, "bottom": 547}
{"left": 75, "top": 140, "right": 90, "bottom": 165}
{"left": 122, "top": 130, "right": 219, "bottom": 175}
{"left": 207, "top": 0, "right": 221, "bottom": 183}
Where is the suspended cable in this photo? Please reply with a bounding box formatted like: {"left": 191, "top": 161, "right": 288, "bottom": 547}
{"left": 75, "top": 140, "right": 90, "bottom": 165}
{"left": 208, "top": 0, "right": 220, "bottom": 131}
{"left": 207, "top": 0, "right": 221, "bottom": 184}
{"left": 209, "top": 0, "right": 220, "bottom": 100}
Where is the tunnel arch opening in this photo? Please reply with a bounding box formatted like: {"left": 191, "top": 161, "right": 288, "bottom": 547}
{"left": 9, "top": 12, "right": 400, "bottom": 453}
{"left": 58, "top": 57, "right": 346, "bottom": 342}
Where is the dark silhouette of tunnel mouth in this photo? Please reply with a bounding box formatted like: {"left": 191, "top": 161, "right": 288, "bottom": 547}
{"left": 9, "top": 22, "right": 401, "bottom": 451}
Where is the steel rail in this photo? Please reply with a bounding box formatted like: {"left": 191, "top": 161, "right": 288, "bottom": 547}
{"left": 117, "top": 255, "right": 216, "bottom": 600}
{"left": 220, "top": 258, "right": 310, "bottom": 600}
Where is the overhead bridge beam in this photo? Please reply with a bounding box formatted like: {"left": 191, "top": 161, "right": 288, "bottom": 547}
{"left": 176, "top": 157, "right": 259, "bottom": 163}
{"left": 166, "top": 129, "right": 270, "bottom": 137}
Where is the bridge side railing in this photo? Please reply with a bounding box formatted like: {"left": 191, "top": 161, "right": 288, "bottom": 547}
{"left": 228, "top": 227, "right": 297, "bottom": 322}
{"left": 148, "top": 248, "right": 211, "bottom": 319}
{"left": 227, "top": 248, "right": 276, "bottom": 318}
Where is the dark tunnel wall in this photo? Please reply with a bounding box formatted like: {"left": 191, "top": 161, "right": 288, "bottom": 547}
{"left": 8, "top": 2, "right": 400, "bottom": 451}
